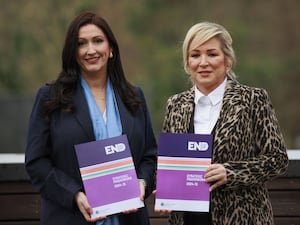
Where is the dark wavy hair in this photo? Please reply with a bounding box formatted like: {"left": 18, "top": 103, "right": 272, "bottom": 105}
{"left": 44, "top": 11, "right": 141, "bottom": 120}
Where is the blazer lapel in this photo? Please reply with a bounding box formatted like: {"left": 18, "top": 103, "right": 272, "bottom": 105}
{"left": 180, "top": 87, "right": 195, "bottom": 133}
{"left": 72, "top": 82, "right": 95, "bottom": 140}
{"left": 71, "top": 82, "right": 135, "bottom": 141}
{"left": 219, "top": 78, "right": 242, "bottom": 118}
{"left": 115, "top": 91, "right": 134, "bottom": 140}
{"left": 214, "top": 78, "right": 242, "bottom": 137}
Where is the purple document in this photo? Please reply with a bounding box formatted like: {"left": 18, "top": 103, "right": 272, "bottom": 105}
{"left": 74, "top": 135, "right": 144, "bottom": 218}
{"left": 155, "top": 132, "right": 212, "bottom": 212}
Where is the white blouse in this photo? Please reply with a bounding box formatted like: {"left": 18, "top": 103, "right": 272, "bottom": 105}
{"left": 194, "top": 78, "right": 227, "bottom": 134}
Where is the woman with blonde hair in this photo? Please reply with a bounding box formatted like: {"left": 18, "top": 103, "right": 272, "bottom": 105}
{"left": 161, "top": 21, "right": 288, "bottom": 225}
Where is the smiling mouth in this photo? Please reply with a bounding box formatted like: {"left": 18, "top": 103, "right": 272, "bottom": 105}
{"left": 199, "top": 71, "right": 211, "bottom": 76}
{"left": 85, "top": 57, "right": 100, "bottom": 63}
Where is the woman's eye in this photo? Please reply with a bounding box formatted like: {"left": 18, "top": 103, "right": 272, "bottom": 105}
{"left": 94, "top": 38, "right": 103, "bottom": 44}
{"left": 190, "top": 54, "right": 200, "bottom": 58}
{"left": 208, "top": 51, "right": 219, "bottom": 57}
{"left": 78, "top": 40, "right": 86, "bottom": 47}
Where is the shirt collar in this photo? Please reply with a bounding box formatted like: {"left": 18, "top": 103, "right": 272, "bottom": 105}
{"left": 194, "top": 77, "right": 227, "bottom": 106}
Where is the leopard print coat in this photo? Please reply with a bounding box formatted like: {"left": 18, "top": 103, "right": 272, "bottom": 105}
{"left": 162, "top": 77, "right": 288, "bottom": 225}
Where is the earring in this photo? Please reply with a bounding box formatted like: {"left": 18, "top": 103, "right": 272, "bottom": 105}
{"left": 109, "top": 52, "right": 113, "bottom": 58}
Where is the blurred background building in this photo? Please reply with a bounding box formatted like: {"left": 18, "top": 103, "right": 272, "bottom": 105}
{"left": 1, "top": 0, "right": 300, "bottom": 154}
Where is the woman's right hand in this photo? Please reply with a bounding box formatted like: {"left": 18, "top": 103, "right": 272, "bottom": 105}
{"left": 75, "top": 191, "right": 107, "bottom": 222}
{"left": 152, "top": 190, "right": 171, "bottom": 215}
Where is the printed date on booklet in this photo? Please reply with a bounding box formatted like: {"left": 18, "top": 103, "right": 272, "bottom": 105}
{"left": 112, "top": 174, "right": 132, "bottom": 188}
{"left": 186, "top": 174, "right": 205, "bottom": 186}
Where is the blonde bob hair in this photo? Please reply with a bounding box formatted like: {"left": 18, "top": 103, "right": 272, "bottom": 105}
{"left": 182, "top": 22, "right": 236, "bottom": 79}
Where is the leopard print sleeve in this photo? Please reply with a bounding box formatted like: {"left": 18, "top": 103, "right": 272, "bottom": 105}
{"left": 168, "top": 211, "right": 184, "bottom": 225}
{"left": 223, "top": 87, "right": 288, "bottom": 188}
{"left": 162, "top": 96, "right": 174, "bottom": 133}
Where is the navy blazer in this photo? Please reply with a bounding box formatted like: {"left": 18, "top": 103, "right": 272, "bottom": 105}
{"left": 25, "top": 82, "right": 157, "bottom": 225}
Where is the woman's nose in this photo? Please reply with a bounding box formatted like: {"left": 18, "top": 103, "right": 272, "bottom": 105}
{"left": 86, "top": 43, "right": 96, "bottom": 54}
{"left": 199, "top": 56, "right": 209, "bottom": 66}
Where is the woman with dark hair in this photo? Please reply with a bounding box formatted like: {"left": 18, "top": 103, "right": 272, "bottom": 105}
{"left": 25, "top": 11, "right": 157, "bottom": 225}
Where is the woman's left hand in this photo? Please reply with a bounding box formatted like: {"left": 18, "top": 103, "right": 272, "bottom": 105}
{"left": 152, "top": 190, "right": 171, "bottom": 215}
{"left": 122, "top": 179, "right": 146, "bottom": 214}
{"left": 138, "top": 179, "right": 146, "bottom": 201}
{"left": 205, "top": 163, "right": 227, "bottom": 192}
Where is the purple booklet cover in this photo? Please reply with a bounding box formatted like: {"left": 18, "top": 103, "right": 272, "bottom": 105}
{"left": 155, "top": 132, "right": 212, "bottom": 212}
{"left": 74, "top": 135, "right": 144, "bottom": 218}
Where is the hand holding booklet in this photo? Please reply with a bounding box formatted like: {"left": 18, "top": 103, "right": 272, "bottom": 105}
{"left": 155, "top": 132, "right": 212, "bottom": 212}
{"left": 74, "top": 135, "right": 144, "bottom": 218}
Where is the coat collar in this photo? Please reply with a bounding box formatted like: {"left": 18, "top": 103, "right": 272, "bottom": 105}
{"left": 182, "top": 76, "right": 241, "bottom": 107}
{"left": 72, "top": 81, "right": 134, "bottom": 140}
{"left": 220, "top": 77, "right": 243, "bottom": 114}
{"left": 176, "top": 76, "right": 241, "bottom": 133}
{"left": 72, "top": 81, "right": 95, "bottom": 140}
{"left": 115, "top": 90, "right": 134, "bottom": 140}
